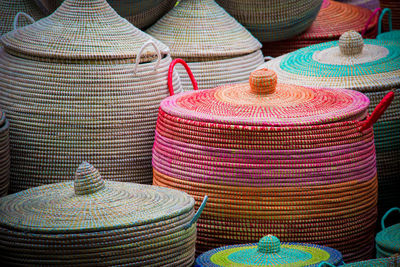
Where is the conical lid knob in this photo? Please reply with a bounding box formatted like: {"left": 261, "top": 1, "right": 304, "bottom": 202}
{"left": 74, "top": 162, "right": 105, "bottom": 195}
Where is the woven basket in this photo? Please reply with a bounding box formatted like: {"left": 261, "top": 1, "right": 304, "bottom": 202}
{"left": 147, "top": 0, "right": 263, "bottom": 91}
{"left": 0, "top": 110, "right": 10, "bottom": 196}
{"left": 380, "top": 0, "right": 400, "bottom": 31}
{"left": 262, "top": 0, "right": 379, "bottom": 57}
{"left": 0, "top": 0, "right": 183, "bottom": 193}
{"left": 375, "top": 208, "right": 400, "bottom": 258}
{"left": 0, "top": 162, "right": 206, "bottom": 265}
{"left": 35, "top": 0, "right": 177, "bottom": 29}
{"left": 153, "top": 66, "right": 393, "bottom": 262}
{"left": 195, "top": 235, "right": 343, "bottom": 267}
{"left": 328, "top": 255, "right": 400, "bottom": 266}
{"left": 261, "top": 31, "right": 400, "bottom": 226}
{"left": 335, "top": 0, "right": 380, "bottom": 10}
{"left": 0, "top": 0, "right": 44, "bottom": 36}
{"left": 376, "top": 8, "right": 400, "bottom": 42}
{"left": 215, "top": 0, "right": 323, "bottom": 42}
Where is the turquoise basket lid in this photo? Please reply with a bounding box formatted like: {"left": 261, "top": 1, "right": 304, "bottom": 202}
{"left": 375, "top": 207, "right": 400, "bottom": 254}
{"left": 195, "top": 235, "right": 343, "bottom": 267}
{"left": 377, "top": 31, "right": 400, "bottom": 42}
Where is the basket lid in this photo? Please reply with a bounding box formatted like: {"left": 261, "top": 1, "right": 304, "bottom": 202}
{"left": 0, "top": 162, "right": 194, "bottom": 233}
{"left": 1, "top": 0, "right": 169, "bottom": 60}
{"left": 195, "top": 235, "right": 343, "bottom": 267}
{"left": 262, "top": 31, "right": 400, "bottom": 91}
{"left": 146, "top": 0, "right": 261, "bottom": 60}
{"left": 377, "top": 30, "right": 400, "bottom": 41}
{"left": 161, "top": 68, "right": 369, "bottom": 126}
{"left": 375, "top": 207, "right": 400, "bottom": 253}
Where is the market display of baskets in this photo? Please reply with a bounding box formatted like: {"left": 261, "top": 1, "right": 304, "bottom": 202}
{"left": 0, "top": 0, "right": 183, "bottom": 192}
{"left": 335, "top": 0, "right": 380, "bottom": 10}
{"left": 195, "top": 235, "right": 343, "bottom": 267}
{"left": 262, "top": 0, "right": 379, "bottom": 57}
{"left": 215, "top": 0, "right": 323, "bottom": 42}
{"left": 0, "top": 161, "right": 207, "bottom": 265}
{"left": 375, "top": 207, "right": 400, "bottom": 258}
{"left": 262, "top": 31, "right": 400, "bottom": 224}
{"left": 35, "top": 0, "right": 177, "bottom": 29}
{"left": 153, "top": 65, "right": 394, "bottom": 262}
{"left": 146, "top": 0, "right": 263, "bottom": 91}
{"left": 0, "top": 0, "right": 44, "bottom": 36}
{"left": 376, "top": 8, "right": 400, "bottom": 42}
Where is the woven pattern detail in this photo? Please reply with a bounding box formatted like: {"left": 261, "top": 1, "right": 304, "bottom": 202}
{"left": 249, "top": 69, "right": 277, "bottom": 95}
{"left": 380, "top": 0, "right": 400, "bottom": 30}
{"left": 258, "top": 235, "right": 281, "bottom": 254}
{"left": 0, "top": 110, "right": 9, "bottom": 196}
{"left": 341, "top": 255, "right": 400, "bottom": 266}
{"left": 338, "top": 31, "right": 364, "bottom": 56}
{"left": 74, "top": 162, "right": 105, "bottom": 195}
{"left": 377, "top": 30, "right": 400, "bottom": 41}
{"left": 336, "top": 0, "right": 380, "bottom": 10}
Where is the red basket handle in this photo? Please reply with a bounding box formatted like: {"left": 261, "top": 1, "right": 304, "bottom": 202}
{"left": 168, "top": 58, "right": 198, "bottom": 96}
{"left": 361, "top": 8, "right": 381, "bottom": 37}
{"left": 359, "top": 91, "right": 394, "bottom": 132}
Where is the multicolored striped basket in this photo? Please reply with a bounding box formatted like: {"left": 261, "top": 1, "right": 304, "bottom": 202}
{"left": 0, "top": 162, "right": 207, "bottom": 265}
{"left": 35, "top": 0, "right": 177, "bottom": 29}
{"left": 261, "top": 31, "right": 400, "bottom": 225}
{"left": 262, "top": 0, "right": 380, "bottom": 57}
{"left": 380, "top": 0, "right": 400, "bottom": 31}
{"left": 335, "top": 0, "right": 380, "bottom": 10}
{"left": 0, "top": 110, "right": 10, "bottom": 196}
{"left": 376, "top": 8, "right": 400, "bottom": 42}
{"left": 215, "top": 0, "right": 323, "bottom": 42}
{"left": 0, "top": 0, "right": 183, "bottom": 192}
{"left": 195, "top": 235, "right": 344, "bottom": 267}
{"left": 146, "top": 0, "right": 264, "bottom": 91}
{"left": 153, "top": 65, "right": 394, "bottom": 262}
{"left": 376, "top": 208, "right": 400, "bottom": 258}
{"left": 0, "top": 0, "right": 44, "bottom": 36}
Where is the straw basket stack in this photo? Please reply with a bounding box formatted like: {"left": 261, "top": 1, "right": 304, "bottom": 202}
{"left": 0, "top": 162, "right": 199, "bottom": 265}
{"left": 196, "top": 235, "right": 344, "bottom": 267}
{"left": 0, "top": 0, "right": 182, "bottom": 192}
{"left": 0, "top": 110, "right": 9, "bottom": 196}
{"left": 262, "top": 31, "right": 400, "bottom": 225}
{"left": 147, "top": 0, "right": 263, "bottom": 91}
{"left": 36, "top": 0, "right": 177, "bottom": 29}
{"left": 335, "top": 0, "right": 380, "bottom": 10}
{"left": 215, "top": 0, "right": 323, "bottom": 42}
{"left": 0, "top": 0, "right": 44, "bottom": 36}
{"left": 153, "top": 67, "right": 388, "bottom": 262}
{"left": 262, "top": 0, "right": 379, "bottom": 57}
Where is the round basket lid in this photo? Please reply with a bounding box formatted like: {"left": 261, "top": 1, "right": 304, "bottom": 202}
{"left": 146, "top": 0, "right": 261, "bottom": 60}
{"left": 262, "top": 31, "right": 400, "bottom": 91}
{"left": 377, "top": 30, "right": 400, "bottom": 41}
{"left": 0, "top": 162, "right": 194, "bottom": 233}
{"left": 161, "top": 68, "right": 369, "bottom": 126}
{"left": 1, "top": 0, "right": 169, "bottom": 60}
{"left": 376, "top": 208, "right": 400, "bottom": 253}
{"left": 195, "top": 235, "right": 343, "bottom": 267}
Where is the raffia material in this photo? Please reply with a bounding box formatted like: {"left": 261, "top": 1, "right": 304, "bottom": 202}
{"left": 336, "top": 0, "right": 380, "bottom": 10}
{"left": 0, "top": 0, "right": 183, "bottom": 193}
{"left": 215, "top": 0, "right": 323, "bottom": 42}
{"left": 0, "top": 0, "right": 44, "bottom": 36}
{"left": 153, "top": 70, "right": 378, "bottom": 262}
{"left": 380, "top": 0, "right": 400, "bottom": 30}
{"left": 0, "top": 111, "right": 9, "bottom": 196}
{"left": 262, "top": 0, "right": 379, "bottom": 57}
{"left": 0, "top": 162, "right": 197, "bottom": 265}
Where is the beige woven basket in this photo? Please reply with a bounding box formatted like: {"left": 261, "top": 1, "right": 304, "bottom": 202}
{"left": 0, "top": 0, "right": 182, "bottom": 192}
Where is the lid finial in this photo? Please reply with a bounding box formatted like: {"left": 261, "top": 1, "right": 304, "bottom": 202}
{"left": 74, "top": 162, "right": 105, "bottom": 195}
{"left": 339, "top": 31, "right": 364, "bottom": 56}
{"left": 257, "top": 235, "right": 281, "bottom": 254}
{"left": 249, "top": 69, "right": 277, "bottom": 95}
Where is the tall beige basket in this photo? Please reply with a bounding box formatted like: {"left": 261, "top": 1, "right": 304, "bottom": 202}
{"left": 0, "top": 0, "right": 182, "bottom": 193}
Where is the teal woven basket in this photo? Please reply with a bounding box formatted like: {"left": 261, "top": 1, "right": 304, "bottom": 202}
{"left": 376, "top": 207, "right": 400, "bottom": 258}
{"left": 376, "top": 8, "right": 400, "bottom": 41}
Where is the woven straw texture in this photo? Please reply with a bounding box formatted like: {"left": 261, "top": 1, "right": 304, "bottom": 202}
{"left": 377, "top": 30, "right": 400, "bottom": 41}
{"left": 380, "top": 1, "right": 400, "bottom": 31}
{"left": 215, "top": 0, "right": 323, "bottom": 42}
{"left": 375, "top": 208, "right": 400, "bottom": 258}
{"left": 262, "top": 32, "right": 400, "bottom": 224}
{"left": 0, "top": 0, "right": 44, "bottom": 36}
{"left": 0, "top": 110, "right": 9, "bottom": 196}
{"left": 262, "top": 0, "right": 379, "bottom": 57}
{"left": 0, "top": 0, "right": 183, "bottom": 193}
{"left": 147, "top": 0, "right": 263, "bottom": 91}
{"left": 340, "top": 255, "right": 400, "bottom": 266}
{"left": 0, "top": 162, "right": 197, "bottom": 265}
{"left": 153, "top": 69, "right": 378, "bottom": 262}
{"left": 336, "top": 0, "right": 380, "bottom": 10}
{"left": 195, "top": 235, "right": 343, "bottom": 267}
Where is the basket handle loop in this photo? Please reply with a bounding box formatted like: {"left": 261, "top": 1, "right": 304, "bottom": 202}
{"left": 184, "top": 195, "right": 208, "bottom": 230}
{"left": 381, "top": 207, "right": 400, "bottom": 230}
{"left": 134, "top": 40, "right": 162, "bottom": 74}
{"left": 361, "top": 8, "right": 381, "bottom": 37}
{"left": 13, "top": 12, "right": 35, "bottom": 30}
{"left": 359, "top": 91, "right": 394, "bottom": 132}
{"left": 378, "top": 8, "right": 392, "bottom": 34}
{"left": 168, "top": 58, "right": 198, "bottom": 96}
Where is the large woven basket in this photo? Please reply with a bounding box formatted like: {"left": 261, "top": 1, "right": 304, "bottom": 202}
{"left": 335, "top": 0, "right": 380, "bottom": 10}
{"left": 262, "top": 0, "right": 379, "bottom": 57}
{"left": 0, "top": 162, "right": 205, "bottom": 265}
{"left": 262, "top": 31, "right": 400, "bottom": 225}
{"left": 35, "top": 0, "right": 177, "bottom": 29}
{"left": 153, "top": 66, "right": 393, "bottom": 262}
{"left": 0, "top": 0, "right": 182, "bottom": 193}
{"left": 215, "top": 0, "right": 323, "bottom": 42}
{"left": 0, "top": 0, "right": 44, "bottom": 36}
{"left": 147, "top": 0, "right": 263, "bottom": 91}
{"left": 196, "top": 235, "right": 343, "bottom": 267}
